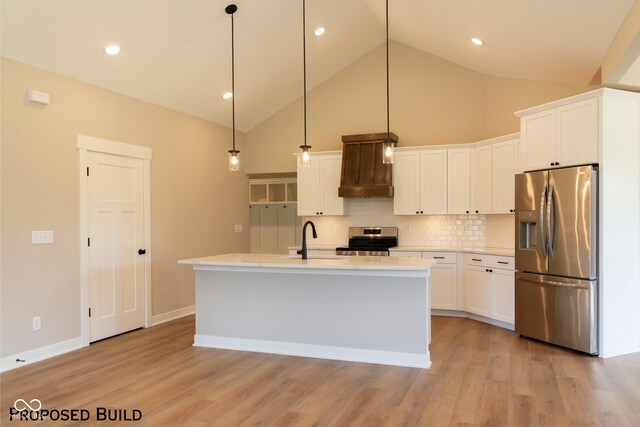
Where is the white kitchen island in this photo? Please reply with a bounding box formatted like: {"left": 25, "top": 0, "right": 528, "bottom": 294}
{"left": 179, "top": 253, "right": 435, "bottom": 368}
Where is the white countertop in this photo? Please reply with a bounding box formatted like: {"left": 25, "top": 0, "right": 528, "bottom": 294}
{"left": 179, "top": 253, "right": 435, "bottom": 271}
{"left": 390, "top": 246, "right": 515, "bottom": 257}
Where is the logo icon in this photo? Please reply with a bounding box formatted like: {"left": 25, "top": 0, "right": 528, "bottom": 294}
{"left": 14, "top": 398, "right": 42, "bottom": 412}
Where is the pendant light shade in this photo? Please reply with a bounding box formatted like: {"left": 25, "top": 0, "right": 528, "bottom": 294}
{"left": 299, "top": 0, "right": 312, "bottom": 168}
{"left": 382, "top": 140, "right": 395, "bottom": 164}
{"left": 228, "top": 150, "right": 240, "bottom": 171}
{"left": 226, "top": 4, "right": 240, "bottom": 172}
{"left": 381, "top": 0, "right": 396, "bottom": 165}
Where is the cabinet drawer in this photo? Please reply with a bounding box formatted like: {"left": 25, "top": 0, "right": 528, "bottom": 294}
{"left": 422, "top": 252, "right": 456, "bottom": 264}
{"left": 391, "top": 251, "right": 422, "bottom": 258}
{"left": 487, "top": 256, "right": 514, "bottom": 270}
{"left": 464, "top": 253, "right": 514, "bottom": 270}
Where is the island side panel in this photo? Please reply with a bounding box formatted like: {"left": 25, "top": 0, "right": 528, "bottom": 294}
{"left": 193, "top": 269, "right": 430, "bottom": 368}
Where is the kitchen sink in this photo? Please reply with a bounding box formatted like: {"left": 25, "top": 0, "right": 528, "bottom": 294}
{"left": 279, "top": 255, "right": 347, "bottom": 260}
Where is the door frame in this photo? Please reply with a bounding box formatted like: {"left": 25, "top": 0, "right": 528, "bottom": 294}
{"left": 77, "top": 135, "right": 152, "bottom": 347}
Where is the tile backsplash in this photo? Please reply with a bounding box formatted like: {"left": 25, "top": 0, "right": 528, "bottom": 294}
{"left": 305, "top": 198, "right": 514, "bottom": 249}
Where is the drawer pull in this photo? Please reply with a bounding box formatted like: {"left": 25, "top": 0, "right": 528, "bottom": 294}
{"left": 433, "top": 256, "right": 445, "bottom": 259}
{"left": 472, "top": 258, "right": 482, "bottom": 262}
{"left": 497, "top": 261, "right": 509, "bottom": 264}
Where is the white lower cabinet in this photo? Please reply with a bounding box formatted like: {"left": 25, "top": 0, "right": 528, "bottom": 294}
{"left": 465, "top": 265, "right": 492, "bottom": 317}
{"left": 491, "top": 268, "right": 515, "bottom": 323}
{"left": 463, "top": 254, "right": 514, "bottom": 325}
{"left": 430, "top": 264, "right": 457, "bottom": 310}
{"left": 393, "top": 251, "right": 457, "bottom": 310}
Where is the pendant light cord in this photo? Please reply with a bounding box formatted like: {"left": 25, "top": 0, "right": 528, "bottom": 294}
{"left": 386, "top": 0, "right": 390, "bottom": 142}
{"left": 303, "top": 0, "right": 307, "bottom": 149}
{"left": 231, "top": 10, "right": 236, "bottom": 152}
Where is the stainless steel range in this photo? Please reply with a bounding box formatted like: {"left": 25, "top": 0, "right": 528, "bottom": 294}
{"left": 336, "top": 227, "right": 398, "bottom": 256}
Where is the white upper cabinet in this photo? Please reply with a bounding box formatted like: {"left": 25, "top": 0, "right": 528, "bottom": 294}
{"left": 492, "top": 139, "right": 517, "bottom": 214}
{"left": 296, "top": 153, "right": 345, "bottom": 216}
{"left": 474, "top": 144, "right": 493, "bottom": 214}
{"left": 393, "top": 150, "right": 421, "bottom": 215}
{"left": 556, "top": 98, "right": 598, "bottom": 166}
{"left": 394, "top": 149, "right": 447, "bottom": 215}
{"left": 447, "top": 148, "right": 471, "bottom": 214}
{"left": 473, "top": 135, "right": 518, "bottom": 214}
{"left": 519, "top": 97, "right": 598, "bottom": 171}
{"left": 421, "top": 150, "right": 448, "bottom": 214}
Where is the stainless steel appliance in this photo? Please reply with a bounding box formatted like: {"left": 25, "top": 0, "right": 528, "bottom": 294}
{"left": 515, "top": 165, "right": 598, "bottom": 354}
{"left": 336, "top": 227, "right": 398, "bottom": 256}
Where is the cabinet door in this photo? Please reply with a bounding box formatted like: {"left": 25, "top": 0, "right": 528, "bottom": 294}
{"left": 276, "top": 204, "right": 299, "bottom": 254}
{"left": 431, "top": 264, "right": 457, "bottom": 310}
{"left": 319, "top": 155, "right": 344, "bottom": 215}
{"left": 249, "top": 205, "right": 278, "bottom": 253}
{"left": 557, "top": 98, "right": 598, "bottom": 167}
{"left": 492, "top": 139, "right": 517, "bottom": 213}
{"left": 393, "top": 151, "right": 421, "bottom": 215}
{"left": 491, "top": 268, "right": 514, "bottom": 324}
{"left": 475, "top": 145, "right": 493, "bottom": 214}
{"left": 421, "top": 150, "right": 448, "bottom": 214}
{"left": 465, "top": 265, "right": 492, "bottom": 317}
{"left": 447, "top": 148, "right": 470, "bottom": 214}
{"left": 297, "top": 157, "right": 320, "bottom": 216}
{"left": 521, "top": 110, "right": 556, "bottom": 171}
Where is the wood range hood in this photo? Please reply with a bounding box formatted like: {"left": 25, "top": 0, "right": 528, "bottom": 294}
{"left": 338, "top": 132, "right": 398, "bottom": 198}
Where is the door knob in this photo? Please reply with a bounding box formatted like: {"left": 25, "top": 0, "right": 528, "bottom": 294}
{"left": 138, "top": 249, "right": 146, "bottom": 255}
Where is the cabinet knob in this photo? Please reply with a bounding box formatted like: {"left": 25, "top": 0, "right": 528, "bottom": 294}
{"left": 485, "top": 268, "right": 489, "bottom": 272}
{"left": 475, "top": 210, "right": 479, "bottom": 214}
{"left": 138, "top": 249, "right": 146, "bottom": 255}
{"left": 420, "top": 211, "right": 424, "bottom": 214}
{"left": 550, "top": 162, "right": 554, "bottom": 166}
{"left": 466, "top": 210, "right": 469, "bottom": 214}
{"left": 416, "top": 211, "right": 419, "bottom": 214}
{"left": 555, "top": 162, "right": 560, "bottom": 166}
{"left": 320, "top": 212, "right": 323, "bottom": 215}
{"left": 316, "top": 212, "right": 319, "bottom": 215}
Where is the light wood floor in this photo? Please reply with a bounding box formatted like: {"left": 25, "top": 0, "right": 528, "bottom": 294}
{"left": 2, "top": 315, "right": 639, "bottom": 426}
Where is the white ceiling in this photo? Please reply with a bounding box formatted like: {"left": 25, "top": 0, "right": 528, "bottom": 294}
{"left": 1, "top": 0, "right": 636, "bottom": 131}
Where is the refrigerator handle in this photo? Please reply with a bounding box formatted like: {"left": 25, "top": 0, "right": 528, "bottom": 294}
{"left": 540, "top": 185, "right": 548, "bottom": 257}
{"left": 549, "top": 183, "right": 557, "bottom": 257}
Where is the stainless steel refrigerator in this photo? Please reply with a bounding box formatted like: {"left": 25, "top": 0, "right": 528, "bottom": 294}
{"left": 515, "top": 165, "right": 598, "bottom": 354}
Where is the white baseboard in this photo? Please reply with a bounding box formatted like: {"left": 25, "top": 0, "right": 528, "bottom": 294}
{"left": 194, "top": 334, "right": 431, "bottom": 369}
{"left": 432, "top": 309, "right": 515, "bottom": 331}
{"left": 151, "top": 305, "right": 195, "bottom": 326}
{"left": 1, "top": 336, "right": 83, "bottom": 373}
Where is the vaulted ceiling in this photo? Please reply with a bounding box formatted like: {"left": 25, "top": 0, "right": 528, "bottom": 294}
{"left": 1, "top": 0, "right": 637, "bottom": 131}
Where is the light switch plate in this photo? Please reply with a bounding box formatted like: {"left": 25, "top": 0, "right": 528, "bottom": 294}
{"left": 234, "top": 224, "right": 243, "bottom": 233}
{"left": 32, "top": 231, "right": 54, "bottom": 244}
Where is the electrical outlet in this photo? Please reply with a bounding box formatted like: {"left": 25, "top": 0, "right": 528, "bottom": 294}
{"left": 32, "top": 316, "right": 41, "bottom": 331}
{"left": 234, "top": 224, "right": 243, "bottom": 233}
{"left": 32, "top": 231, "right": 54, "bottom": 244}
{"left": 405, "top": 226, "right": 410, "bottom": 232}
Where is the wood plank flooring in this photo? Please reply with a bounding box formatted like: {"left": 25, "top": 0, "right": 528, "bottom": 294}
{"left": 2, "top": 315, "right": 639, "bottom": 426}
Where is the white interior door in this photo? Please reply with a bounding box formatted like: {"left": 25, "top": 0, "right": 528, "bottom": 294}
{"left": 88, "top": 151, "right": 145, "bottom": 342}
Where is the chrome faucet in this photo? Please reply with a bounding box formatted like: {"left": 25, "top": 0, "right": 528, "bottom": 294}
{"left": 298, "top": 220, "right": 317, "bottom": 260}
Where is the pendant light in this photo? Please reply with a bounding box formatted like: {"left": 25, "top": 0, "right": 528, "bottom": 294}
{"left": 226, "top": 4, "right": 240, "bottom": 172}
{"left": 299, "top": 0, "right": 312, "bottom": 168}
{"left": 382, "top": 0, "right": 396, "bottom": 164}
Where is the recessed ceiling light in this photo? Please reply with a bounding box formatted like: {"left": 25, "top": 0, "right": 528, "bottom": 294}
{"left": 104, "top": 44, "right": 121, "bottom": 55}
{"left": 471, "top": 37, "right": 484, "bottom": 46}
{"left": 223, "top": 92, "right": 233, "bottom": 100}
{"left": 314, "top": 27, "right": 325, "bottom": 37}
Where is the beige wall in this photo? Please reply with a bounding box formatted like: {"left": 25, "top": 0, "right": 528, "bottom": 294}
{"left": 483, "top": 76, "right": 599, "bottom": 137}
{"left": 245, "top": 41, "right": 595, "bottom": 174}
{"left": 1, "top": 58, "right": 249, "bottom": 357}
